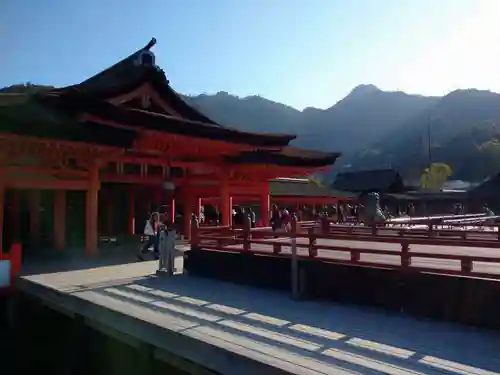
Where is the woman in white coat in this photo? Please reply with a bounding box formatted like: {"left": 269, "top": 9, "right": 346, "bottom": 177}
{"left": 138, "top": 212, "right": 159, "bottom": 260}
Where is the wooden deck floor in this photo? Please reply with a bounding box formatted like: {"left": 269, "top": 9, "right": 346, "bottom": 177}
{"left": 18, "top": 261, "right": 500, "bottom": 375}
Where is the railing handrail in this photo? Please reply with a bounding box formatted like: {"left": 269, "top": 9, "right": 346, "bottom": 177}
{"left": 192, "top": 216, "right": 500, "bottom": 279}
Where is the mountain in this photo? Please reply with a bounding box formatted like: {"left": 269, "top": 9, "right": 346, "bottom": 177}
{"left": 183, "top": 92, "right": 303, "bottom": 134}
{"left": 4, "top": 83, "right": 500, "bottom": 182}
{"left": 347, "top": 89, "right": 500, "bottom": 181}
{"left": 188, "top": 85, "right": 438, "bottom": 154}
{"left": 188, "top": 87, "right": 500, "bottom": 182}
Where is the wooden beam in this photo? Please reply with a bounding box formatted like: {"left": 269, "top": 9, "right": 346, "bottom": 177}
{"left": 28, "top": 190, "right": 40, "bottom": 249}
{"left": 6, "top": 178, "right": 88, "bottom": 190}
{"left": 54, "top": 190, "right": 66, "bottom": 251}
{"left": 85, "top": 164, "right": 100, "bottom": 255}
{"left": 0, "top": 165, "right": 4, "bottom": 255}
{"left": 128, "top": 187, "right": 136, "bottom": 235}
{"left": 6, "top": 166, "right": 89, "bottom": 178}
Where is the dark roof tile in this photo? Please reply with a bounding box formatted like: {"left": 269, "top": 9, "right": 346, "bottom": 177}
{"left": 225, "top": 148, "right": 340, "bottom": 167}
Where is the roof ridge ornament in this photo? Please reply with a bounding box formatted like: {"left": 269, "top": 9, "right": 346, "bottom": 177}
{"left": 144, "top": 38, "right": 157, "bottom": 51}
{"left": 135, "top": 38, "right": 157, "bottom": 67}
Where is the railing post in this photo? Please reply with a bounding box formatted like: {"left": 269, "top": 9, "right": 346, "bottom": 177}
{"left": 428, "top": 221, "right": 435, "bottom": 237}
{"left": 190, "top": 214, "right": 199, "bottom": 249}
{"left": 461, "top": 258, "right": 473, "bottom": 274}
{"left": 308, "top": 227, "right": 317, "bottom": 258}
{"left": 290, "top": 214, "right": 299, "bottom": 300}
{"left": 401, "top": 242, "right": 411, "bottom": 268}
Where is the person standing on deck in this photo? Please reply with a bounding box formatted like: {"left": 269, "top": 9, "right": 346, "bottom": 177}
{"left": 408, "top": 203, "right": 415, "bottom": 217}
{"left": 138, "top": 212, "right": 160, "bottom": 261}
{"left": 247, "top": 207, "right": 256, "bottom": 228}
{"left": 270, "top": 205, "right": 282, "bottom": 232}
{"left": 338, "top": 204, "right": 345, "bottom": 223}
{"left": 281, "top": 207, "right": 291, "bottom": 232}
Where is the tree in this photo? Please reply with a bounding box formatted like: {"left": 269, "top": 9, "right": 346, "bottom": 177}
{"left": 480, "top": 139, "right": 500, "bottom": 170}
{"left": 308, "top": 175, "right": 324, "bottom": 187}
{"left": 420, "top": 163, "right": 453, "bottom": 189}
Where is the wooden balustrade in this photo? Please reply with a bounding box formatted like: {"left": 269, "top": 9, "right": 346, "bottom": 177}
{"left": 192, "top": 217, "right": 500, "bottom": 279}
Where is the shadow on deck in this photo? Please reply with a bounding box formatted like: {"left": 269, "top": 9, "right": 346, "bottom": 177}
{"left": 66, "top": 273, "right": 500, "bottom": 374}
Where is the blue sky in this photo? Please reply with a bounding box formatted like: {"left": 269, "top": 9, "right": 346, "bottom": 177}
{"left": 1, "top": 0, "right": 499, "bottom": 110}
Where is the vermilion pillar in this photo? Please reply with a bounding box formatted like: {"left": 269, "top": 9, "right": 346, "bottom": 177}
{"left": 54, "top": 190, "right": 66, "bottom": 251}
{"left": 107, "top": 191, "right": 114, "bottom": 235}
{"left": 29, "top": 190, "right": 40, "bottom": 248}
{"left": 154, "top": 188, "right": 162, "bottom": 211}
{"left": 183, "top": 191, "right": 193, "bottom": 239}
{"left": 85, "top": 164, "right": 100, "bottom": 255}
{"left": 128, "top": 187, "right": 135, "bottom": 235}
{"left": 169, "top": 196, "right": 175, "bottom": 224}
{"left": 11, "top": 190, "right": 20, "bottom": 243}
{"left": 220, "top": 182, "right": 232, "bottom": 226}
{"left": 260, "top": 186, "right": 270, "bottom": 227}
{"left": 0, "top": 166, "right": 4, "bottom": 255}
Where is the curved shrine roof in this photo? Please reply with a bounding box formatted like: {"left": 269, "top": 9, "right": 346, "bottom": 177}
{"left": 1, "top": 38, "right": 342, "bottom": 170}
{"left": 46, "top": 38, "right": 295, "bottom": 147}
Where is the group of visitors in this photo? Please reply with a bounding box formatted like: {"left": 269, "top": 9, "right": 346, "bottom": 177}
{"left": 270, "top": 205, "right": 291, "bottom": 232}
{"left": 233, "top": 207, "right": 256, "bottom": 228}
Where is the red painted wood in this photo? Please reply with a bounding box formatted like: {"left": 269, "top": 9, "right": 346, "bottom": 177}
{"left": 54, "top": 190, "right": 66, "bottom": 251}
{"left": 129, "top": 187, "right": 136, "bottom": 235}
{"left": 195, "top": 225, "right": 500, "bottom": 279}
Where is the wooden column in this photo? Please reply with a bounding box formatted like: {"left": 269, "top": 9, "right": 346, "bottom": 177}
{"left": 54, "top": 190, "right": 66, "bottom": 251}
{"left": 261, "top": 192, "right": 270, "bottom": 227}
{"left": 220, "top": 182, "right": 232, "bottom": 227}
{"left": 85, "top": 164, "right": 100, "bottom": 255}
{"left": 128, "top": 187, "right": 135, "bottom": 235}
{"left": 260, "top": 182, "right": 270, "bottom": 227}
{"left": 10, "top": 190, "right": 21, "bottom": 243}
{"left": 106, "top": 189, "right": 113, "bottom": 235}
{"left": 28, "top": 190, "right": 40, "bottom": 248}
{"left": 154, "top": 188, "right": 162, "bottom": 211}
{"left": 169, "top": 196, "right": 175, "bottom": 224}
{"left": 183, "top": 191, "right": 193, "bottom": 239}
{"left": 0, "top": 166, "right": 4, "bottom": 255}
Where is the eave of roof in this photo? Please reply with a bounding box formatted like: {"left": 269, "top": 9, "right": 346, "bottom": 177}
{"left": 37, "top": 90, "right": 296, "bottom": 147}
{"left": 48, "top": 38, "right": 297, "bottom": 141}
{"left": 225, "top": 147, "right": 341, "bottom": 168}
{"left": 0, "top": 96, "right": 136, "bottom": 148}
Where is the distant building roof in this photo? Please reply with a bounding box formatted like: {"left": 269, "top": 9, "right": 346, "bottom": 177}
{"left": 332, "top": 169, "right": 405, "bottom": 193}
{"left": 385, "top": 190, "right": 467, "bottom": 201}
{"left": 270, "top": 179, "right": 357, "bottom": 198}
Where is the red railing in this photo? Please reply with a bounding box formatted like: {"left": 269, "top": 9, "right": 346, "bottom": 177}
{"left": 318, "top": 214, "right": 500, "bottom": 242}
{"left": 190, "top": 217, "right": 500, "bottom": 279}
{"left": 0, "top": 243, "right": 22, "bottom": 296}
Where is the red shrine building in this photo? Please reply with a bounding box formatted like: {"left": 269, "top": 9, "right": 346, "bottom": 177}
{"left": 0, "top": 38, "right": 340, "bottom": 256}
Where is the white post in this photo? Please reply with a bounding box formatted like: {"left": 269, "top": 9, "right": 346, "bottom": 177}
{"left": 157, "top": 230, "right": 167, "bottom": 272}
{"left": 166, "top": 229, "right": 176, "bottom": 275}
{"left": 157, "top": 228, "right": 178, "bottom": 276}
